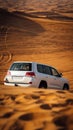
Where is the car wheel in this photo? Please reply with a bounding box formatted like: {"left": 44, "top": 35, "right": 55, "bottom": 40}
{"left": 63, "top": 84, "right": 69, "bottom": 90}
{"left": 39, "top": 81, "right": 47, "bottom": 89}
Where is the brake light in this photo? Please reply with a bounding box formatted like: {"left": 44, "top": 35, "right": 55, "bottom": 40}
{"left": 7, "top": 71, "right": 11, "bottom": 76}
{"left": 25, "top": 72, "right": 35, "bottom": 77}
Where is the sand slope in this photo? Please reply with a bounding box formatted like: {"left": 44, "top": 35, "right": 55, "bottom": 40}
{"left": 0, "top": 85, "right": 73, "bottom": 130}
{"left": 0, "top": 2, "right": 73, "bottom": 130}
{"left": 0, "top": 9, "right": 73, "bottom": 88}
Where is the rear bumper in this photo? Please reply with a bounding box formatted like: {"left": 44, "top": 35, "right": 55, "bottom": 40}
{"left": 4, "top": 82, "right": 33, "bottom": 87}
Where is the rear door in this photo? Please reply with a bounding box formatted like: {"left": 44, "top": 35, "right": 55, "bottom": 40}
{"left": 9, "top": 62, "right": 32, "bottom": 83}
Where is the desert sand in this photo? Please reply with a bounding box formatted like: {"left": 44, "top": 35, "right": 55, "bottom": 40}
{"left": 0, "top": 85, "right": 73, "bottom": 130}
{"left": 0, "top": 8, "right": 73, "bottom": 88}
{"left": 0, "top": 0, "right": 73, "bottom": 129}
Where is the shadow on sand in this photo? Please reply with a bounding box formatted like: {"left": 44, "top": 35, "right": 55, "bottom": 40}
{"left": 0, "top": 8, "right": 45, "bottom": 36}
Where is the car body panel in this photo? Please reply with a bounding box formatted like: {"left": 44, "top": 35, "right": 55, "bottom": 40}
{"left": 4, "top": 61, "right": 69, "bottom": 90}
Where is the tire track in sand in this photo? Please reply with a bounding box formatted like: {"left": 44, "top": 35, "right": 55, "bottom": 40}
{"left": 0, "top": 51, "right": 12, "bottom": 65}
{"left": 0, "top": 26, "right": 12, "bottom": 65}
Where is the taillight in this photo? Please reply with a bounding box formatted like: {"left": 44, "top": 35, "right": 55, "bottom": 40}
{"left": 7, "top": 71, "right": 11, "bottom": 76}
{"left": 25, "top": 72, "right": 35, "bottom": 77}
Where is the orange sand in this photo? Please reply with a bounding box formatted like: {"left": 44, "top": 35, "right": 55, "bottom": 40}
{"left": 0, "top": 6, "right": 73, "bottom": 130}
{"left": 0, "top": 85, "right": 73, "bottom": 130}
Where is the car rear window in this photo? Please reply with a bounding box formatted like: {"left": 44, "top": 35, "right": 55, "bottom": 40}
{"left": 10, "top": 63, "right": 32, "bottom": 71}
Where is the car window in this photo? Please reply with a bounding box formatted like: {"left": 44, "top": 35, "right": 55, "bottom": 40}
{"left": 37, "top": 64, "right": 51, "bottom": 75}
{"left": 43, "top": 65, "right": 51, "bottom": 75}
{"left": 10, "top": 63, "right": 32, "bottom": 71}
{"left": 51, "top": 67, "right": 59, "bottom": 77}
{"left": 37, "top": 64, "right": 43, "bottom": 73}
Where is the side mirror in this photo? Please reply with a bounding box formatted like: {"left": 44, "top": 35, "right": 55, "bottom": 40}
{"left": 59, "top": 73, "right": 63, "bottom": 77}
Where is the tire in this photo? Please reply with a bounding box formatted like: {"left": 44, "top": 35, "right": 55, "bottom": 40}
{"left": 39, "top": 81, "right": 47, "bottom": 89}
{"left": 63, "top": 84, "right": 69, "bottom": 90}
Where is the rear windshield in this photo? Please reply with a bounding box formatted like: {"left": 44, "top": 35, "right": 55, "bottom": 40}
{"left": 10, "top": 63, "right": 32, "bottom": 71}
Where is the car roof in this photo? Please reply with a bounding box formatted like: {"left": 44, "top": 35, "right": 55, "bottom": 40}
{"left": 13, "top": 61, "right": 36, "bottom": 64}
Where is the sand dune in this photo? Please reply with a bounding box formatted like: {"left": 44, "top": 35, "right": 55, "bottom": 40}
{"left": 0, "top": 8, "right": 73, "bottom": 88}
{"left": 0, "top": 0, "right": 73, "bottom": 14}
{"left": 0, "top": 85, "right": 73, "bottom": 130}
{"left": 0, "top": 1, "right": 73, "bottom": 129}
{"left": 0, "top": 8, "right": 45, "bottom": 35}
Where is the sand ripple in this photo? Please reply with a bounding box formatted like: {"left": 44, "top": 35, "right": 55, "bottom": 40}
{"left": 0, "top": 86, "right": 73, "bottom": 130}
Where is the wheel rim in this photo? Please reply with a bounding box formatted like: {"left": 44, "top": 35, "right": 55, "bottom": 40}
{"left": 64, "top": 87, "right": 68, "bottom": 90}
{"left": 39, "top": 82, "right": 47, "bottom": 89}
{"left": 63, "top": 85, "right": 69, "bottom": 90}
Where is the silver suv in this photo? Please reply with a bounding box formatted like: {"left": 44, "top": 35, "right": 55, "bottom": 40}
{"left": 4, "top": 61, "right": 70, "bottom": 90}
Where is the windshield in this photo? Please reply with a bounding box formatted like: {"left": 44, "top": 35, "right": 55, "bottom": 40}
{"left": 10, "top": 63, "right": 32, "bottom": 71}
